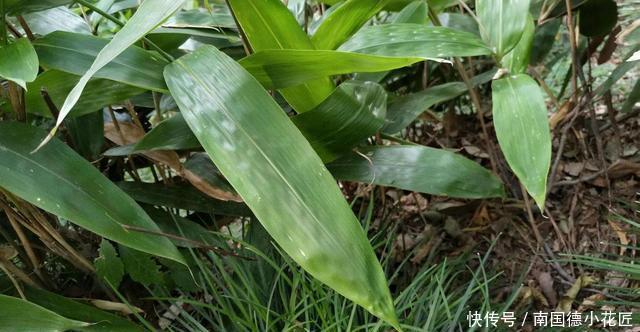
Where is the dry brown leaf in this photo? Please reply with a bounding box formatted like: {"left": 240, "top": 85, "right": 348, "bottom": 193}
{"left": 534, "top": 271, "right": 557, "bottom": 307}
{"left": 90, "top": 299, "right": 144, "bottom": 315}
{"left": 549, "top": 100, "right": 573, "bottom": 130}
{"left": 556, "top": 275, "right": 597, "bottom": 313}
{"left": 608, "top": 219, "right": 629, "bottom": 255}
{"left": 104, "top": 122, "right": 242, "bottom": 202}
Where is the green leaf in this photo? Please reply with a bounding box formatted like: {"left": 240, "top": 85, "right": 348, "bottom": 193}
{"left": 383, "top": 69, "right": 495, "bottom": 133}
{"left": 21, "top": 6, "right": 91, "bottom": 36}
{"left": 134, "top": 113, "right": 201, "bottom": 151}
{"left": 292, "top": 81, "right": 386, "bottom": 162}
{"left": 312, "top": 0, "right": 389, "bottom": 50}
{"left": 492, "top": 74, "right": 551, "bottom": 208}
{"left": 0, "top": 38, "right": 39, "bottom": 89}
{"left": 318, "top": 0, "right": 416, "bottom": 11}
{"left": 439, "top": 12, "right": 479, "bottom": 35}
{"left": 118, "top": 181, "right": 251, "bottom": 216}
{"left": 95, "top": 240, "right": 124, "bottom": 288}
{"left": 33, "top": 31, "right": 168, "bottom": 92}
{"left": 164, "top": 45, "right": 398, "bottom": 327}
{"left": 395, "top": 1, "right": 429, "bottom": 24}
{"left": 240, "top": 49, "right": 422, "bottom": 89}
{"left": 183, "top": 153, "right": 238, "bottom": 196}
{"left": 0, "top": 294, "right": 89, "bottom": 332}
{"left": 164, "top": 8, "right": 236, "bottom": 29}
{"left": 0, "top": 122, "right": 185, "bottom": 264}
{"left": 65, "top": 110, "right": 104, "bottom": 160}
{"left": 429, "top": 0, "right": 459, "bottom": 12}
{"left": 119, "top": 245, "right": 164, "bottom": 287}
{"left": 42, "top": 0, "right": 185, "bottom": 147}
{"left": 476, "top": 0, "right": 531, "bottom": 58}
{"left": 23, "top": 287, "right": 143, "bottom": 332}
{"left": 339, "top": 24, "right": 492, "bottom": 58}
{"left": 23, "top": 286, "right": 144, "bottom": 332}
{"left": 502, "top": 14, "right": 534, "bottom": 74}
{"left": 4, "top": 0, "right": 72, "bottom": 15}
{"left": 622, "top": 78, "right": 640, "bottom": 113}
{"left": 328, "top": 146, "right": 504, "bottom": 198}
{"left": 579, "top": 0, "right": 617, "bottom": 37}
{"left": 26, "top": 70, "right": 145, "bottom": 118}
{"left": 227, "top": 0, "right": 334, "bottom": 112}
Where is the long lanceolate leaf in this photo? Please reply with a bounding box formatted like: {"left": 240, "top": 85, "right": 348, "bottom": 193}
{"left": 0, "top": 122, "right": 185, "bottom": 264}
{"left": 339, "top": 24, "right": 493, "bottom": 58}
{"left": 37, "top": 0, "right": 185, "bottom": 149}
{"left": 0, "top": 295, "right": 89, "bottom": 332}
{"left": 164, "top": 46, "right": 398, "bottom": 327}
{"left": 476, "top": 0, "right": 531, "bottom": 58}
{"left": 240, "top": 49, "right": 422, "bottom": 89}
{"left": 227, "top": 0, "right": 334, "bottom": 112}
{"left": 492, "top": 74, "right": 551, "bottom": 209}
{"left": 312, "top": 0, "right": 389, "bottom": 50}
{"left": 328, "top": 146, "right": 504, "bottom": 198}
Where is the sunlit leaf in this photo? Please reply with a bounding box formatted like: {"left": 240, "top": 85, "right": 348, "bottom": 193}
{"left": 0, "top": 38, "right": 39, "bottom": 89}
{"left": 492, "top": 74, "right": 551, "bottom": 208}
{"left": 0, "top": 294, "right": 89, "bottom": 332}
{"left": 0, "top": 122, "right": 185, "bottom": 264}
{"left": 328, "top": 146, "right": 504, "bottom": 198}
{"left": 164, "top": 45, "right": 398, "bottom": 327}
{"left": 476, "top": 0, "right": 531, "bottom": 58}
{"left": 339, "top": 24, "right": 492, "bottom": 58}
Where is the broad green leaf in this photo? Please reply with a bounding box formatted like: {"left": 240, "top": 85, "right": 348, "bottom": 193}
{"left": 22, "top": 6, "right": 91, "bottom": 36}
{"left": 0, "top": 122, "right": 185, "bottom": 264}
{"left": 227, "top": 0, "right": 334, "bottom": 112}
{"left": 164, "top": 8, "right": 236, "bottom": 29}
{"left": 26, "top": 70, "right": 145, "bottom": 118}
{"left": 0, "top": 38, "right": 39, "bottom": 89}
{"left": 429, "top": 0, "right": 459, "bottom": 12}
{"left": 383, "top": 69, "right": 495, "bottom": 133}
{"left": 312, "top": 0, "right": 389, "bottom": 50}
{"left": 23, "top": 287, "right": 144, "bottom": 332}
{"left": 0, "top": 294, "right": 89, "bottom": 332}
{"left": 579, "top": 0, "right": 617, "bottom": 37}
{"left": 502, "top": 14, "right": 534, "bottom": 74}
{"left": 240, "top": 49, "right": 422, "bottom": 89}
{"left": 65, "top": 110, "right": 104, "bottom": 160}
{"left": 4, "top": 0, "right": 72, "bottom": 15}
{"left": 119, "top": 246, "right": 164, "bottom": 287}
{"left": 292, "top": 81, "right": 386, "bottom": 162}
{"left": 318, "top": 0, "right": 416, "bottom": 11}
{"left": 339, "top": 24, "right": 492, "bottom": 58}
{"left": 164, "top": 45, "right": 398, "bottom": 327}
{"left": 42, "top": 0, "right": 186, "bottom": 148}
{"left": 118, "top": 181, "right": 251, "bottom": 216}
{"left": 134, "top": 113, "right": 201, "bottom": 151}
{"left": 33, "top": 31, "right": 168, "bottom": 92}
{"left": 95, "top": 239, "right": 124, "bottom": 288}
{"left": 328, "top": 146, "right": 504, "bottom": 198}
{"left": 476, "top": 0, "right": 531, "bottom": 58}
{"left": 145, "top": 206, "right": 225, "bottom": 248}
{"left": 594, "top": 46, "right": 640, "bottom": 96}
{"left": 354, "top": 0, "right": 429, "bottom": 83}
{"left": 492, "top": 74, "right": 551, "bottom": 208}
{"left": 89, "top": 0, "right": 117, "bottom": 28}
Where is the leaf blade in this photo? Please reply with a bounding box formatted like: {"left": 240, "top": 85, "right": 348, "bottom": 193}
{"left": 0, "top": 294, "right": 89, "bottom": 332}
{"left": 0, "top": 38, "right": 39, "bottom": 89}
{"left": 328, "top": 146, "right": 504, "bottom": 199}
{"left": 164, "top": 45, "right": 398, "bottom": 326}
{"left": 0, "top": 122, "right": 185, "bottom": 264}
{"left": 476, "top": 0, "right": 531, "bottom": 58}
{"left": 492, "top": 74, "right": 551, "bottom": 208}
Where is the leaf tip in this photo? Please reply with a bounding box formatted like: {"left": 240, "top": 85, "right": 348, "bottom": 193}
{"left": 31, "top": 128, "right": 57, "bottom": 154}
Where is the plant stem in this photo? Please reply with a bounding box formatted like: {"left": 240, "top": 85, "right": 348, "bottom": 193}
{"left": 0, "top": 0, "right": 7, "bottom": 46}
{"left": 74, "top": 0, "right": 174, "bottom": 62}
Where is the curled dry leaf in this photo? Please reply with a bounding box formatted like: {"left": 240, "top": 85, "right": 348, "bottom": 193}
{"left": 556, "top": 275, "right": 597, "bottom": 313}
{"left": 89, "top": 299, "right": 144, "bottom": 315}
{"left": 104, "top": 121, "right": 241, "bottom": 202}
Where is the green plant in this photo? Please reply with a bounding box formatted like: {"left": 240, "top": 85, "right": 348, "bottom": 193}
{"left": 0, "top": 0, "right": 630, "bottom": 330}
